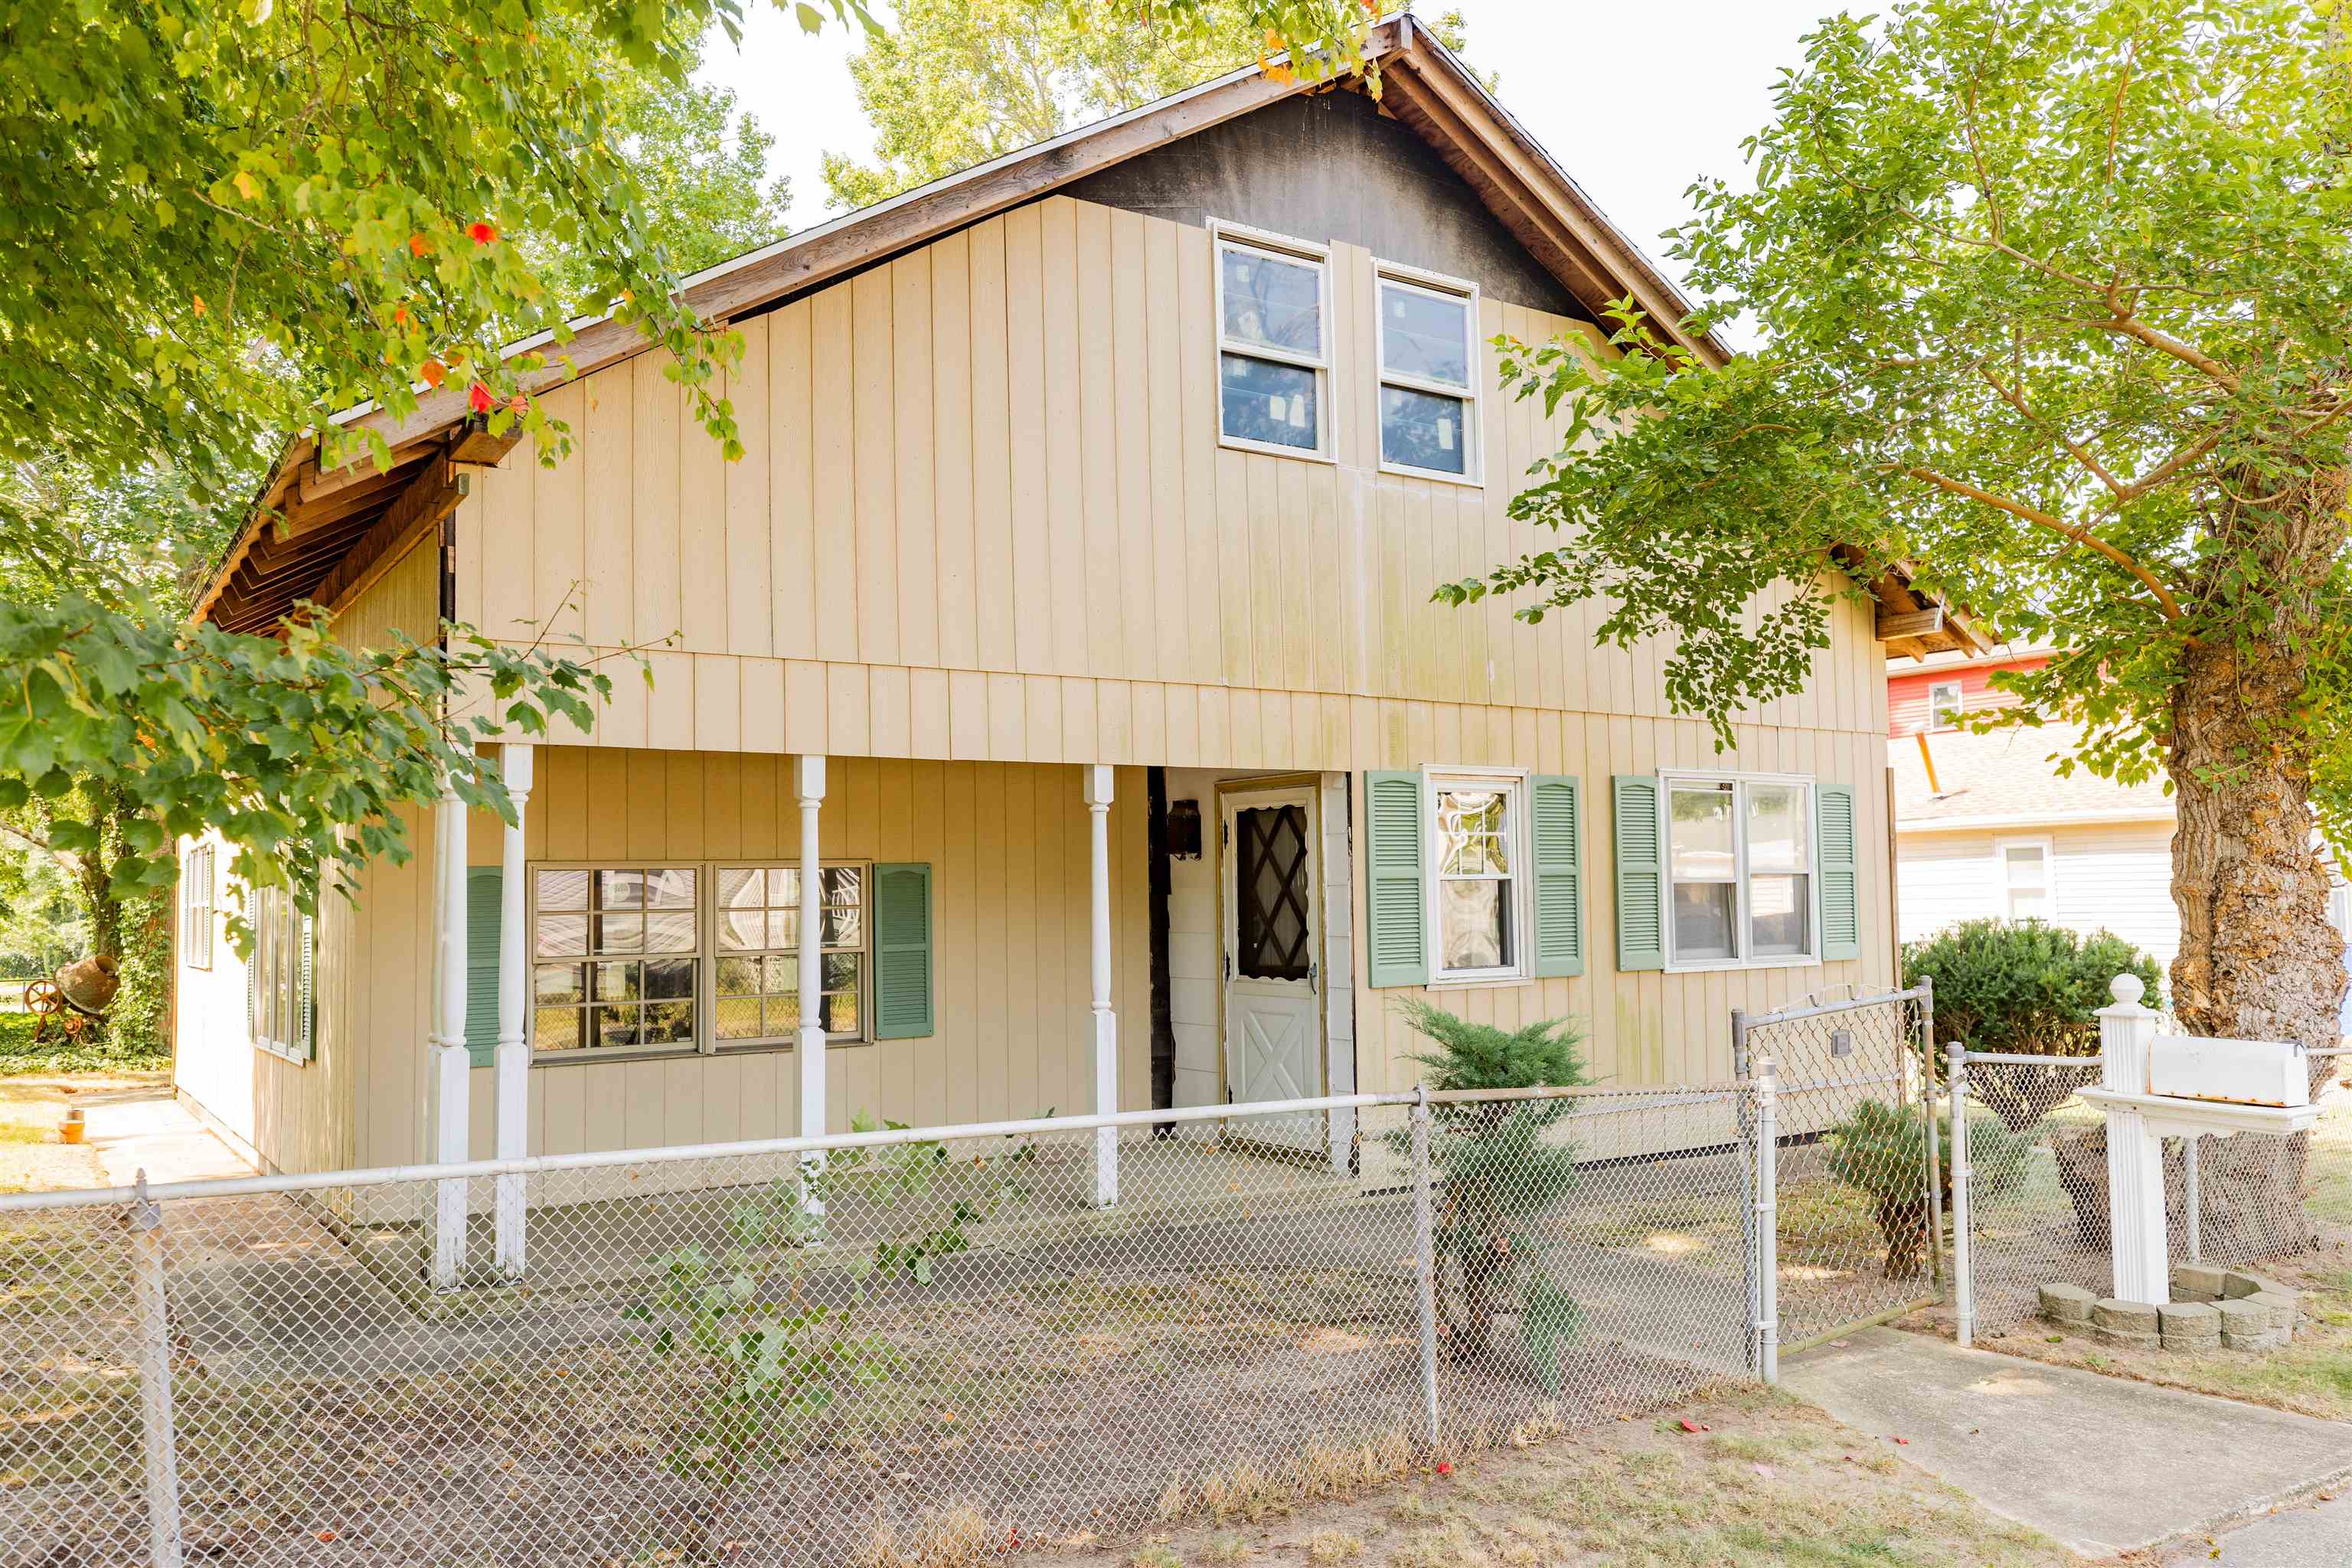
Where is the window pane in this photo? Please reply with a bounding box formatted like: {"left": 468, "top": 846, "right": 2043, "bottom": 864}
{"left": 1746, "top": 784, "right": 1808, "bottom": 874}
{"left": 593, "top": 961, "right": 642, "bottom": 1002}
{"left": 1670, "top": 786, "right": 1736, "bottom": 880}
{"left": 644, "top": 911, "right": 697, "bottom": 953}
{"left": 1750, "top": 874, "right": 1810, "bottom": 957}
{"left": 1220, "top": 247, "right": 1321, "bottom": 355}
{"left": 1380, "top": 283, "right": 1472, "bottom": 387}
{"left": 2009, "top": 890, "right": 2051, "bottom": 920}
{"left": 641, "top": 1001, "right": 694, "bottom": 1044}
{"left": 643, "top": 957, "right": 695, "bottom": 1001}
{"left": 764, "top": 957, "right": 797, "bottom": 997}
{"left": 1220, "top": 354, "right": 1319, "bottom": 450}
{"left": 1436, "top": 789, "right": 1509, "bottom": 876}
{"left": 1439, "top": 879, "right": 1511, "bottom": 971}
{"left": 716, "top": 956, "right": 760, "bottom": 995}
{"left": 715, "top": 997, "right": 763, "bottom": 1040}
{"left": 720, "top": 904, "right": 766, "bottom": 952}
{"left": 1672, "top": 881, "right": 1736, "bottom": 961}
{"left": 645, "top": 868, "right": 697, "bottom": 909}
{"left": 2004, "top": 844, "right": 2047, "bottom": 880}
{"left": 822, "top": 952, "right": 861, "bottom": 993}
{"left": 593, "top": 913, "right": 643, "bottom": 954}
{"left": 537, "top": 869, "right": 590, "bottom": 911}
{"left": 819, "top": 987, "right": 860, "bottom": 1035}
{"left": 534, "top": 963, "right": 585, "bottom": 1005}
{"left": 595, "top": 869, "right": 644, "bottom": 910}
{"left": 1380, "top": 386, "right": 1468, "bottom": 475}
{"left": 534, "top": 1007, "right": 581, "bottom": 1050}
{"left": 592, "top": 1006, "right": 640, "bottom": 1050}
{"left": 822, "top": 905, "right": 863, "bottom": 949}
{"left": 821, "top": 867, "right": 863, "bottom": 906}
{"left": 717, "top": 867, "right": 763, "bottom": 909}
{"left": 535, "top": 913, "right": 588, "bottom": 959}
{"left": 766, "top": 910, "right": 799, "bottom": 951}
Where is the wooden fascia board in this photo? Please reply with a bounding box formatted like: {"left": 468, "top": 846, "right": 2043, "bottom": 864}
{"left": 305, "top": 454, "right": 468, "bottom": 619}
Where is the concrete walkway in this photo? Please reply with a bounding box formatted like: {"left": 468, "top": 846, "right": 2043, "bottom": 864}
{"left": 1784, "top": 1327, "right": 2352, "bottom": 1558}
{"left": 2164, "top": 1495, "right": 2352, "bottom": 1566}
{"left": 80, "top": 1091, "right": 253, "bottom": 1187}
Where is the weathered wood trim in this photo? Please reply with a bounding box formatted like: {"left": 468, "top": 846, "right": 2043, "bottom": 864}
{"left": 1876, "top": 607, "right": 1946, "bottom": 642}
{"left": 309, "top": 456, "right": 469, "bottom": 619}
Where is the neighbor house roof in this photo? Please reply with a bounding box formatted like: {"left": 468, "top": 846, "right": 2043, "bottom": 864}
{"left": 1891, "top": 721, "right": 2174, "bottom": 832}
{"left": 192, "top": 13, "right": 1985, "bottom": 659}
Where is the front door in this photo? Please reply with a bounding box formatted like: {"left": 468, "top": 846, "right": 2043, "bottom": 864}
{"left": 1223, "top": 786, "right": 1323, "bottom": 1149}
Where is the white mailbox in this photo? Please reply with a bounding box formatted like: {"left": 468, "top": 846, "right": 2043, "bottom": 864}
{"left": 2147, "top": 1034, "right": 2308, "bottom": 1109}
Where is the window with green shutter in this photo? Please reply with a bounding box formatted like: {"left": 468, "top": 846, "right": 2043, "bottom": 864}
{"left": 873, "top": 863, "right": 934, "bottom": 1039}
{"left": 1818, "top": 785, "right": 1860, "bottom": 961}
{"left": 1530, "top": 776, "right": 1584, "bottom": 978}
{"left": 1612, "top": 776, "right": 1666, "bottom": 971}
{"left": 1364, "top": 771, "right": 1427, "bottom": 988}
{"left": 464, "top": 867, "right": 502, "bottom": 1067}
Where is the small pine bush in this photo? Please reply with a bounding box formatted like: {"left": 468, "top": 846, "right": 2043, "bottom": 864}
{"left": 1824, "top": 1099, "right": 2028, "bottom": 1278}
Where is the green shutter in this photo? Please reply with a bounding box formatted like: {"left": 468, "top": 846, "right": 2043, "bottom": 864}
{"left": 1612, "top": 776, "right": 1665, "bottom": 972}
{"left": 464, "top": 867, "right": 502, "bottom": 1066}
{"left": 296, "top": 913, "right": 317, "bottom": 1062}
{"left": 1818, "top": 784, "right": 1860, "bottom": 961}
{"left": 1364, "top": 770, "right": 1428, "bottom": 988}
{"left": 1530, "top": 776, "right": 1585, "bottom": 978}
{"left": 874, "top": 862, "right": 934, "bottom": 1039}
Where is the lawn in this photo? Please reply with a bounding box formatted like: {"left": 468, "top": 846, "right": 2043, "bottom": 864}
{"left": 0, "top": 1009, "right": 168, "bottom": 1078}
{"left": 0, "top": 1069, "right": 168, "bottom": 1194}
{"left": 1017, "top": 1386, "right": 2073, "bottom": 1568}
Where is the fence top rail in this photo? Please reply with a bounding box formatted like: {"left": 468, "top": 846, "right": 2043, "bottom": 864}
{"left": 1743, "top": 985, "right": 1927, "bottom": 1029}
{"left": 1424, "top": 1082, "right": 1740, "bottom": 1106}
{"left": 1956, "top": 1049, "right": 2109, "bottom": 1067}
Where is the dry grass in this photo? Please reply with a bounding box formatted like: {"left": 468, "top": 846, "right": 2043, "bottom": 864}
{"left": 0, "top": 1076, "right": 127, "bottom": 1194}
{"left": 1019, "top": 1387, "right": 2076, "bottom": 1567}
{"left": 855, "top": 1503, "right": 995, "bottom": 1568}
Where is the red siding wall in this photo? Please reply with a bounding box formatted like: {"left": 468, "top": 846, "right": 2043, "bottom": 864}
{"left": 1888, "top": 657, "right": 2047, "bottom": 737}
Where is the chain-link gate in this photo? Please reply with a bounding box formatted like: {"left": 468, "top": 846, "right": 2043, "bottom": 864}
{"left": 1736, "top": 985, "right": 1941, "bottom": 1357}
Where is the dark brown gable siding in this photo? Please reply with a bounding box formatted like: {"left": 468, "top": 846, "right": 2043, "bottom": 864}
{"left": 1064, "top": 89, "right": 1588, "bottom": 319}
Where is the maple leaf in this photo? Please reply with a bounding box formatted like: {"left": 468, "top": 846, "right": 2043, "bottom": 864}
{"left": 468, "top": 382, "right": 493, "bottom": 414}
{"left": 467, "top": 221, "right": 499, "bottom": 246}
{"left": 419, "top": 358, "right": 446, "bottom": 388}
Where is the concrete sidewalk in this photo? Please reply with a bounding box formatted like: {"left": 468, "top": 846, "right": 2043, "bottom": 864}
{"left": 2164, "top": 1495, "right": 2352, "bottom": 1566}
{"left": 80, "top": 1092, "right": 253, "bottom": 1187}
{"left": 1784, "top": 1327, "right": 2352, "bottom": 1559}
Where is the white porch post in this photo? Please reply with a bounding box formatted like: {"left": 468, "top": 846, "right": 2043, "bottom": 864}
{"left": 2098, "top": 974, "right": 2167, "bottom": 1304}
{"left": 429, "top": 779, "right": 470, "bottom": 1290}
{"left": 795, "top": 756, "right": 828, "bottom": 1187}
{"left": 493, "top": 743, "right": 533, "bottom": 1279}
{"left": 1084, "top": 765, "right": 1119, "bottom": 1208}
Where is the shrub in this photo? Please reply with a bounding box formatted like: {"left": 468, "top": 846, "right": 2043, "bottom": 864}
{"left": 1824, "top": 1099, "right": 2028, "bottom": 1278}
{"left": 1389, "top": 1000, "right": 1587, "bottom": 1390}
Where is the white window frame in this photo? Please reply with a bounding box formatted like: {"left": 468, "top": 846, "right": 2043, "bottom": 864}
{"left": 1424, "top": 766, "right": 1531, "bottom": 985}
{"left": 1374, "top": 261, "right": 1483, "bottom": 487}
{"left": 1211, "top": 220, "right": 1335, "bottom": 463}
{"left": 1927, "top": 681, "right": 1965, "bottom": 730}
{"left": 1661, "top": 770, "right": 1822, "bottom": 973}
{"left": 711, "top": 861, "right": 874, "bottom": 1049}
{"left": 181, "top": 842, "right": 215, "bottom": 971}
{"left": 526, "top": 863, "right": 707, "bottom": 1061}
{"left": 248, "top": 884, "right": 308, "bottom": 1063}
{"left": 1995, "top": 835, "right": 2057, "bottom": 924}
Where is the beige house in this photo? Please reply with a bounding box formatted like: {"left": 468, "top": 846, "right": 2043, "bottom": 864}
{"left": 172, "top": 18, "right": 1973, "bottom": 1251}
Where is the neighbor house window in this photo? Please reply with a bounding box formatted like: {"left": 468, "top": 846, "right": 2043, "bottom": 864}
{"left": 1665, "top": 775, "right": 1815, "bottom": 966}
{"left": 531, "top": 867, "right": 699, "bottom": 1054}
{"left": 714, "top": 865, "right": 868, "bottom": 1044}
{"left": 181, "top": 843, "right": 215, "bottom": 971}
{"left": 1998, "top": 838, "right": 2053, "bottom": 921}
{"left": 1215, "top": 226, "right": 1330, "bottom": 457}
{"left": 1928, "top": 681, "right": 1964, "bottom": 730}
{"left": 1429, "top": 772, "right": 1524, "bottom": 979}
{"left": 248, "top": 884, "right": 309, "bottom": 1061}
{"left": 1377, "top": 268, "right": 1479, "bottom": 481}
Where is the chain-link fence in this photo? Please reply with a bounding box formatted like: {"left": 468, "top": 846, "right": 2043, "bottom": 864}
{"left": 1735, "top": 987, "right": 1942, "bottom": 1354}
{"left": 0, "top": 1086, "right": 1765, "bottom": 1567}
{"left": 1952, "top": 1047, "right": 2352, "bottom": 1338}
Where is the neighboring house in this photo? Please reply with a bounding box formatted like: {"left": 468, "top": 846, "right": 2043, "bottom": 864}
{"left": 1889, "top": 646, "right": 2352, "bottom": 1024}
{"left": 172, "top": 16, "right": 1976, "bottom": 1206}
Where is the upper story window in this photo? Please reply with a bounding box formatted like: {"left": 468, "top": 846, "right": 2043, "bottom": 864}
{"left": 1927, "top": 681, "right": 1964, "bottom": 730}
{"left": 1665, "top": 774, "right": 1816, "bottom": 968}
{"left": 1377, "top": 269, "right": 1480, "bottom": 482}
{"left": 1215, "top": 225, "right": 1331, "bottom": 459}
{"left": 181, "top": 842, "right": 215, "bottom": 971}
{"left": 1429, "top": 771, "right": 1525, "bottom": 981}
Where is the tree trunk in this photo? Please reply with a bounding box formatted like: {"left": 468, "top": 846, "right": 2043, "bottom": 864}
{"left": 2167, "top": 464, "right": 2350, "bottom": 1259}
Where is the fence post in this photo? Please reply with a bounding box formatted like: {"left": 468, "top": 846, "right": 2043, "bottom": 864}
{"left": 1410, "top": 1085, "right": 1441, "bottom": 1452}
{"left": 127, "top": 1172, "right": 184, "bottom": 1568}
{"left": 2183, "top": 1137, "right": 2202, "bottom": 1266}
{"left": 1949, "top": 1047, "right": 1975, "bottom": 1349}
{"left": 1733, "top": 1008, "right": 1758, "bottom": 1375}
{"left": 1753, "top": 1054, "right": 1779, "bottom": 1386}
{"left": 1919, "top": 978, "right": 1946, "bottom": 1287}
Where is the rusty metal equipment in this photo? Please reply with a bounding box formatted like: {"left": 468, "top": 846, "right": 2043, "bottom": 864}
{"left": 23, "top": 955, "right": 118, "bottom": 1044}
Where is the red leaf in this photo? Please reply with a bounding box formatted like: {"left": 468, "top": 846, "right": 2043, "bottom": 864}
{"left": 1678, "top": 1419, "right": 1710, "bottom": 1433}
{"left": 467, "top": 220, "right": 499, "bottom": 246}
{"left": 313, "top": 1530, "right": 338, "bottom": 1543}
{"left": 468, "top": 381, "right": 493, "bottom": 415}
{"left": 408, "top": 234, "right": 431, "bottom": 257}
{"left": 420, "top": 359, "right": 446, "bottom": 389}
{"left": 1434, "top": 1460, "right": 1452, "bottom": 1476}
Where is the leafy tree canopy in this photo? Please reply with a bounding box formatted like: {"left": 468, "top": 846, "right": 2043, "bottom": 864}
{"left": 822, "top": 2, "right": 1475, "bottom": 211}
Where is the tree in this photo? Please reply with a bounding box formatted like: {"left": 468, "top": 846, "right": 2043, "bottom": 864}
{"left": 1447, "top": 1, "right": 2352, "bottom": 1099}
{"left": 823, "top": 2, "right": 1478, "bottom": 211}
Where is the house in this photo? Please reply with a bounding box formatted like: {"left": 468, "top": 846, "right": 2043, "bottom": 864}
{"left": 1889, "top": 646, "right": 2352, "bottom": 1020}
{"left": 171, "top": 16, "right": 1976, "bottom": 1263}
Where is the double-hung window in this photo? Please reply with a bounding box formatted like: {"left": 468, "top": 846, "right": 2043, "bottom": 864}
{"left": 1429, "top": 772, "right": 1525, "bottom": 979}
{"left": 1998, "top": 838, "right": 2054, "bottom": 921}
{"left": 181, "top": 843, "right": 215, "bottom": 970}
{"left": 1215, "top": 225, "right": 1330, "bottom": 458}
{"left": 714, "top": 865, "right": 869, "bottom": 1044}
{"left": 531, "top": 867, "right": 700, "bottom": 1054}
{"left": 1928, "top": 681, "right": 1964, "bottom": 730}
{"left": 1377, "top": 268, "right": 1480, "bottom": 481}
{"left": 248, "top": 884, "right": 310, "bottom": 1061}
{"left": 1664, "top": 775, "right": 1816, "bottom": 966}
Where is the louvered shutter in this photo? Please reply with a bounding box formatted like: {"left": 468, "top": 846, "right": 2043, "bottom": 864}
{"left": 1530, "top": 776, "right": 1585, "bottom": 978}
{"left": 1364, "top": 771, "right": 1427, "bottom": 988}
{"left": 1818, "top": 785, "right": 1860, "bottom": 961}
{"left": 464, "top": 867, "right": 502, "bottom": 1066}
{"left": 1612, "top": 776, "right": 1665, "bottom": 972}
{"left": 874, "top": 863, "right": 934, "bottom": 1039}
{"left": 296, "top": 912, "right": 317, "bottom": 1062}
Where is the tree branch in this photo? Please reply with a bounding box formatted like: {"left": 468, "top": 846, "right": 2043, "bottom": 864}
{"left": 1891, "top": 463, "right": 2191, "bottom": 625}
{"left": 1978, "top": 366, "right": 2129, "bottom": 501}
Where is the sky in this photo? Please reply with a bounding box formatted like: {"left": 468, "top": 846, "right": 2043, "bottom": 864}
{"left": 692, "top": 0, "right": 1847, "bottom": 292}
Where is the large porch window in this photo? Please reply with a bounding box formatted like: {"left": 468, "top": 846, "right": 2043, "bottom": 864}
{"left": 714, "top": 865, "right": 868, "bottom": 1045}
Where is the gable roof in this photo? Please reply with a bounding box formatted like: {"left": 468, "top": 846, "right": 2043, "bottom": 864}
{"left": 194, "top": 14, "right": 1982, "bottom": 661}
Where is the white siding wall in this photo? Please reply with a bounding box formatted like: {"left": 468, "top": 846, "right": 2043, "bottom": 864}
{"left": 1896, "top": 819, "right": 2180, "bottom": 969}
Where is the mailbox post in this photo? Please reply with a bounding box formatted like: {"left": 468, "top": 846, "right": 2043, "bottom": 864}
{"left": 2077, "top": 975, "right": 2318, "bottom": 1306}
